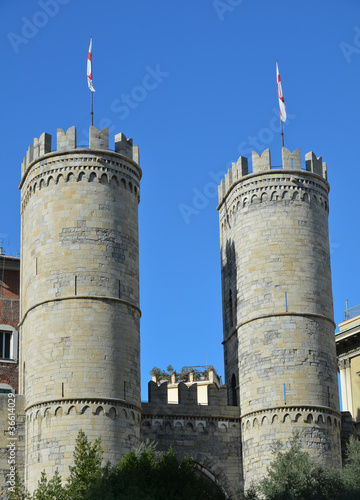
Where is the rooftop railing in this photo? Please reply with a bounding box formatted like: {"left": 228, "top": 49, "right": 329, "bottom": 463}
{"left": 344, "top": 303, "right": 360, "bottom": 320}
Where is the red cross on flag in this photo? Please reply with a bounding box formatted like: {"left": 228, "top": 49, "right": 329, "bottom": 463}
{"left": 87, "top": 37, "right": 95, "bottom": 92}
{"left": 276, "top": 61, "right": 286, "bottom": 122}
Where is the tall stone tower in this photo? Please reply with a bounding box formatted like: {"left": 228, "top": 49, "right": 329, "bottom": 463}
{"left": 218, "top": 148, "right": 341, "bottom": 488}
{"left": 19, "top": 126, "right": 142, "bottom": 490}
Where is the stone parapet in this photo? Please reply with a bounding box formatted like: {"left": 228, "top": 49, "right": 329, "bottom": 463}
{"left": 21, "top": 127, "right": 140, "bottom": 181}
{"left": 142, "top": 382, "right": 241, "bottom": 499}
{"left": 146, "top": 381, "right": 235, "bottom": 416}
{"left": 218, "top": 148, "right": 328, "bottom": 206}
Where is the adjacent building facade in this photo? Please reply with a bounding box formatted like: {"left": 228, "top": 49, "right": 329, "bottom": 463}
{"left": 0, "top": 254, "right": 20, "bottom": 394}
{"left": 336, "top": 304, "right": 360, "bottom": 429}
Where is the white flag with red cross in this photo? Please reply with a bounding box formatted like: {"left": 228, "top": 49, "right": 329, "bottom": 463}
{"left": 87, "top": 37, "right": 95, "bottom": 92}
{"left": 276, "top": 61, "right": 286, "bottom": 122}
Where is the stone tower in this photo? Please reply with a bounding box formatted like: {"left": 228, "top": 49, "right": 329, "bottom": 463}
{"left": 19, "top": 126, "right": 142, "bottom": 490}
{"left": 218, "top": 148, "right": 341, "bottom": 488}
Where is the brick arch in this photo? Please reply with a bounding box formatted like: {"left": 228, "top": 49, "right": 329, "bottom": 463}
{"left": 95, "top": 406, "right": 104, "bottom": 416}
{"left": 306, "top": 413, "right": 313, "bottom": 423}
{"left": 317, "top": 414, "right": 324, "bottom": 425}
{"left": 110, "top": 175, "right": 119, "bottom": 187}
{"left": 66, "top": 172, "right": 76, "bottom": 182}
{"left": 192, "top": 453, "right": 238, "bottom": 500}
{"left": 68, "top": 405, "right": 77, "bottom": 415}
{"left": 44, "top": 408, "right": 52, "bottom": 418}
{"left": 89, "top": 171, "right": 97, "bottom": 182}
{"left": 120, "top": 408, "right": 127, "bottom": 418}
{"left": 54, "top": 406, "right": 63, "bottom": 417}
{"left": 261, "top": 415, "right": 269, "bottom": 426}
{"left": 272, "top": 414, "right": 279, "bottom": 424}
{"left": 108, "top": 407, "right": 116, "bottom": 420}
{"left": 302, "top": 192, "right": 309, "bottom": 202}
{"left": 100, "top": 173, "right": 109, "bottom": 185}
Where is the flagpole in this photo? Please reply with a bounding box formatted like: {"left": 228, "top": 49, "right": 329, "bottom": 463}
{"left": 91, "top": 91, "right": 94, "bottom": 126}
{"left": 87, "top": 36, "right": 95, "bottom": 127}
{"left": 280, "top": 118, "right": 284, "bottom": 148}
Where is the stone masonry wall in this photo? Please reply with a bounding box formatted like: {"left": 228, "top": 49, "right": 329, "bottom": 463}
{"left": 142, "top": 382, "right": 242, "bottom": 500}
{"left": 25, "top": 399, "right": 140, "bottom": 487}
{"left": 241, "top": 405, "right": 341, "bottom": 482}
{"left": 218, "top": 148, "right": 341, "bottom": 489}
{"left": 19, "top": 126, "right": 142, "bottom": 491}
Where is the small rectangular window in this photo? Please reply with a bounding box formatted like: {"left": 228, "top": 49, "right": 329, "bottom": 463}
{"left": 0, "top": 331, "right": 11, "bottom": 359}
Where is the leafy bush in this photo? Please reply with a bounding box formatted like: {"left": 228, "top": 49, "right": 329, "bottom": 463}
{"left": 245, "top": 433, "right": 360, "bottom": 500}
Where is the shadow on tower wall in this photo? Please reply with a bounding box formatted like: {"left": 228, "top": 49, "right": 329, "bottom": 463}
{"left": 221, "top": 238, "right": 239, "bottom": 408}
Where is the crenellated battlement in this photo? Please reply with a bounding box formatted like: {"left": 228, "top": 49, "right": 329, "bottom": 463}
{"left": 218, "top": 147, "right": 328, "bottom": 205}
{"left": 115, "top": 132, "right": 140, "bottom": 164}
{"left": 21, "top": 126, "right": 140, "bottom": 179}
{"left": 144, "top": 381, "right": 239, "bottom": 419}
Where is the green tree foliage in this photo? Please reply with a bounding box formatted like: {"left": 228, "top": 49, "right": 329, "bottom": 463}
{"left": 11, "top": 433, "right": 225, "bottom": 500}
{"left": 65, "top": 430, "right": 103, "bottom": 499}
{"left": 244, "top": 433, "right": 360, "bottom": 500}
{"left": 10, "top": 430, "right": 103, "bottom": 500}
{"left": 85, "top": 443, "right": 226, "bottom": 500}
{"left": 260, "top": 434, "right": 343, "bottom": 500}
{"left": 32, "top": 470, "right": 66, "bottom": 500}
{"left": 10, "top": 431, "right": 360, "bottom": 500}
{"left": 341, "top": 435, "right": 360, "bottom": 499}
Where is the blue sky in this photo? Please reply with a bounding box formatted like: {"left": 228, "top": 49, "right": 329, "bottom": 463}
{"left": 1, "top": 0, "right": 359, "bottom": 399}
